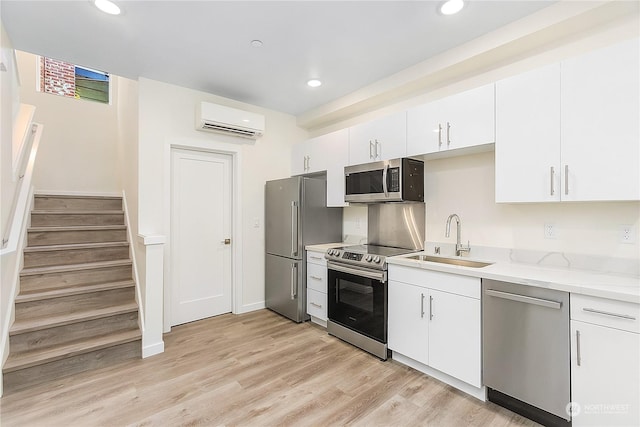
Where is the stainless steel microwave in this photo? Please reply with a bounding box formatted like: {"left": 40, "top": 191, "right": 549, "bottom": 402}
{"left": 344, "top": 158, "right": 424, "bottom": 203}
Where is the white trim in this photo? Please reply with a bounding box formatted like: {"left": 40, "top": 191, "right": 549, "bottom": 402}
{"left": 392, "top": 352, "right": 487, "bottom": 402}
{"left": 237, "top": 302, "right": 266, "bottom": 314}
{"left": 122, "top": 191, "right": 145, "bottom": 334}
{"left": 142, "top": 341, "right": 164, "bottom": 358}
{"left": 137, "top": 234, "right": 166, "bottom": 246}
{"left": 163, "top": 137, "right": 243, "bottom": 333}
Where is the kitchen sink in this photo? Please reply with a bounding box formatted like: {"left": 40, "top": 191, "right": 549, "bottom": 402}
{"left": 406, "top": 254, "right": 493, "bottom": 268}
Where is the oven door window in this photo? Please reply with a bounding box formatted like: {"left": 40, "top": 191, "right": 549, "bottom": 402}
{"left": 328, "top": 268, "right": 386, "bottom": 343}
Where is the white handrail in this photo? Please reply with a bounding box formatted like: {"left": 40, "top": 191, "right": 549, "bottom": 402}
{"left": 1, "top": 122, "right": 43, "bottom": 255}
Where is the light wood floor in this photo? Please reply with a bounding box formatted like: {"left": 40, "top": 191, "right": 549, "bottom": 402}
{"left": 0, "top": 309, "right": 539, "bottom": 426}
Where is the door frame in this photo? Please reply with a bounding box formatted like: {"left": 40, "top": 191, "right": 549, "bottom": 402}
{"left": 163, "top": 137, "right": 244, "bottom": 332}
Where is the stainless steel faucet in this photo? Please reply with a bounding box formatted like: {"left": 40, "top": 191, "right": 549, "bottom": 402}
{"left": 445, "top": 213, "right": 470, "bottom": 256}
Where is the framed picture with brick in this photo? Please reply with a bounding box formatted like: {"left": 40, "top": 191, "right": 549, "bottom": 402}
{"left": 39, "top": 56, "right": 110, "bottom": 104}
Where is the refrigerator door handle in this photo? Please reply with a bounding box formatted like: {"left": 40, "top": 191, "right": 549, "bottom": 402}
{"left": 290, "top": 201, "right": 298, "bottom": 257}
{"left": 290, "top": 263, "right": 297, "bottom": 300}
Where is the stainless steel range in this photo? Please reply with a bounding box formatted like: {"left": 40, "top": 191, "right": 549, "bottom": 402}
{"left": 325, "top": 203, "right": 425, "bottom": 360}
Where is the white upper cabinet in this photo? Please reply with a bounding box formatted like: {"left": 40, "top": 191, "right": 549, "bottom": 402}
{"left": 348, "top": 111, "right": 407, "bottom": 165}
{"left": 496, "top": 38, "right": 640, "bottom": 203}
{"left": 407, "top": 84, "right": 495, "bottom": 156}
{"left": 495, "top": 63, "right": 561, "bottom": 202}
{"left": 561, "top": 37, "right": 639, "bottom": 201}
{"left": 291, "top": 138, "right": 317, "bottom": 176}
{"left": 291, "top": 129, "right": 349, "bottom": 207}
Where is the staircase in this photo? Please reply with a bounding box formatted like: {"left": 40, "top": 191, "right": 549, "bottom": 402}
{"left": 3, "top": 194, "right": 141, "bottom": 393}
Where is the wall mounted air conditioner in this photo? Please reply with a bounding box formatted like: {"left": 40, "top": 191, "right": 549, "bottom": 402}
{"left": 196, "top": 101, "right": 265, "bottom": 140}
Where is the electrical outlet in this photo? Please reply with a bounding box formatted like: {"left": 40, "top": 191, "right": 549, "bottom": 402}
{"left": 619, "top": 225, "right": 635, "bottom": 244}
{"left": 544, "top": 223, "right": 557, "bottom": 239}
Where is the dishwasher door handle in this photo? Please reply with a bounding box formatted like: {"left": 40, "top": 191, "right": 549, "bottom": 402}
{"left": 485, "top": 289, "right": 562, "bottom": 310}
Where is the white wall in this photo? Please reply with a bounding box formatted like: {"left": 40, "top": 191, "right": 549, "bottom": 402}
{"left": 137, "top": 78, "right": 308, "bottom": 325}
{"left": 0, "top": 22, "right": 20, "bottom": 241}
{"left": 16, "top": 51, "right": 120, "bottom": 194}
{"left": 0, "top": 21, "right": 20, "bottom": 395}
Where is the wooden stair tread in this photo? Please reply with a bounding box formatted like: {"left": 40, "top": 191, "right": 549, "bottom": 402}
{"left": 16, "top": 280, "right": 135, "bottom": 302}
{"left": 31, "top": 210, "right": 124, "bottom": 214}
{"left": 24, "top": 241, "right": 129, "bottom": 252}
{"left": 9, "top": 302, "right": 138, "bottom": 335}
{"left": 21, "top": 259, "right": 132, "bottom": 276}
{"left": 29, "top": 225, "right": 126, "bottom": 232}
{"left": 3, "top": 329, "right": 141, "bottom": 372}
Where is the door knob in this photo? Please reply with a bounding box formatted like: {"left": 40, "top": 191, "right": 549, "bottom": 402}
{"left": 222, "top": 238, "right": 231, "bottom": 245}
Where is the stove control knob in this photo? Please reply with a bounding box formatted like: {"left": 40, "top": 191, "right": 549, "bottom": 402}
{"left": 327, "top": 250, "right": 333, "bottom": 256}
{"left": 365, "top": 255, "right": 373, "bottom": 262}
{"left": 373, "top": 256, "right": 381, "bottom": 264}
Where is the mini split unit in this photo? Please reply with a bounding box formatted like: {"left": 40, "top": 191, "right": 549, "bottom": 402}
{"left": 195, "top": 101, "right": 265, "bottom": 140}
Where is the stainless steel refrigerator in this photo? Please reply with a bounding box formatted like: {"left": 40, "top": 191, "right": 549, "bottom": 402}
{"left": 265, "top": 176, "right": 342, "bottom": 322}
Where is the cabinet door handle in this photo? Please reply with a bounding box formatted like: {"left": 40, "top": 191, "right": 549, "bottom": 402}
{"left": 309, "top": 275, "right": 322, "bottom": 281}
{"left": 420, "top": 293, "right": 425, "bottom": 318}
{"left": 306, "top": 156, "right": 310, "bottom": 171}
{"left": 564, "top": 164, "right": 569, "bottom": 195}
{"left": 576, "top": 329, "right": 581, "bottom": 366}
{"left": 446, "top": 121, "right": 451, "bottom": 146}
{"left": 429, "top": 295, "right": 434, "bottom": 320}
{"left": 375, "top": 139, "right": 380, "bottom": 159}
{"left": 582, "top": 307, "right": 637, "bottom": 320}
{"left": 309, "top": 256, "right": 322, "bottom": 260}
{"left": 369, "top": 140, "right": 375, "bottom": 159}
{"left": 438, "top": 123, "right": 442, "bottom": 148}
{"left": 310, "top": 302, "right": 322, "bottom": 308}
{"left": 550, "top": 166, "right": 555, "bottom": 196}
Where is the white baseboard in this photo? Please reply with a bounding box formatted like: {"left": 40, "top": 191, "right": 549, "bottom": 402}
{"left": 392, "top": 352, "right": 487, "bottom": 402}
{"left": 142, "top": 341, "right": 164, "bottom": 358}
{"left": 236, "top": 301, "right": 265, "bottom": 314}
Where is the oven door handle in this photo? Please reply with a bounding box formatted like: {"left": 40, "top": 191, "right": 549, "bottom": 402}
{"left": 327, "top": 262, "right": 386, "bottom": 282}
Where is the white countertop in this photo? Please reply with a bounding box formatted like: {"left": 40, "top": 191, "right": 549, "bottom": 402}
{"left": 304, "top": 242, "right": 640, "bottom": 303}
{"left": 388, "top": 252, "right": 640, "bottom": 304}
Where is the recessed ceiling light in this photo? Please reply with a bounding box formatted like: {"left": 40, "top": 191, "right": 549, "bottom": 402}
{"left": 307, "top": 79, "right": 322, "bottom": 88}
{"left": 440, "top": 0, "right": 464, "bottom": 15}
{"left": 94, "top": 0, "right": 121, "bottom": 15}
{"left": 250, "top": 40, "right": 263, "bottom": 48}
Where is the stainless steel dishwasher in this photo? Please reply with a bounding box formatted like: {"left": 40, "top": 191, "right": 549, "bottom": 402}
{"left": 483, "top": 279, "right": 571, "bottom": 427}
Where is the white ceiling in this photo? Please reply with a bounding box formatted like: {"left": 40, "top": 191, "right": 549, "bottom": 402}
{"left": 2, "top": 1, "right": 556, "bottom": 116}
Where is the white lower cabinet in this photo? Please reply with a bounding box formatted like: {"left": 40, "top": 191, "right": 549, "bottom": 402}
{"left": 428, "top": 288, "right": 481, "bottom": 388}
{"left": 570, "top": 294, "right": 640, "bottom": 426}
{"left": 387, "top": 281, "right": 428, "bottom": 364}
{"left": 306, "top": 250, "right": 328, "bottom": 326}
{"left": 388, "top": 265, "right": 482, "bottom": 393}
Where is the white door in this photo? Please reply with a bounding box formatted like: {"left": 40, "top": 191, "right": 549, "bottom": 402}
{"left": 170, "top": 148, "right": 232, "bottom": 326}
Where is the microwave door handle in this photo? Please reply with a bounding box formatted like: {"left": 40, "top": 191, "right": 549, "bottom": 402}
{"left": 382, "top": 164, "right": 389, "bottom": 198}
